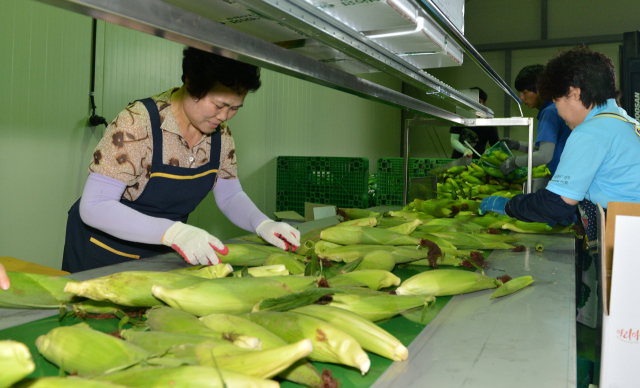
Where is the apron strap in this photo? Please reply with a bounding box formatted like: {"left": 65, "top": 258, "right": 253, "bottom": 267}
{"left": 594, "top": 112, "right": 640, "bottom": 141}
{"left": 137, "top": 98, "right": 164, "bottom": 166}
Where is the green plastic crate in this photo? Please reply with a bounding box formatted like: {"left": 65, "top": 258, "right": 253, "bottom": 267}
{"left": 376, "top": 158, "right": 431, "bottom": 206}
{"left": 276, "top": 156, "right": 369, "bottom": 215}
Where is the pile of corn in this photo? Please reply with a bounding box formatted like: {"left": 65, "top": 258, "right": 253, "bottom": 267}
{"left": 1, "top": 166, "right": 576, "bottom": 386}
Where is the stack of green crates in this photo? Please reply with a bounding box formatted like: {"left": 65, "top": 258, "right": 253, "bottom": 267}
{"left": 427, "top": 158, "right": 456, "bottom": 169}
{"left": 276, "top": 156, "right": 370, "bottom": 216}
{"left": 375, "top": 158, "right": 430, "bottom": 206}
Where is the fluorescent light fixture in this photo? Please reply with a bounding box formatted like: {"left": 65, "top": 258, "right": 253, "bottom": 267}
{"left": 398, "top": 51, "right": 437, "bottom": 57}
{"left": 366, "top": 17, "right": 424, "bottom": 39}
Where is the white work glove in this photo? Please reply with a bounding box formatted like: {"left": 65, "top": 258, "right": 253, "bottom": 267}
{"left": 462, "top": 149, "right": 473, "bottom": 158}
{"left": 162, "top": 222, "right": 228, "bottom": 265}
{"left": 256, "top": 220, "right": 301, "bottom": 252}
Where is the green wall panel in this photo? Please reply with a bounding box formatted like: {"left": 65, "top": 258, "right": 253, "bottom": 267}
{"left": 0, "top": 0, "right": 94, "bottom": 270}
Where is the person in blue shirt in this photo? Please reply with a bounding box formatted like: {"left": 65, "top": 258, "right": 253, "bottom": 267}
{"left": 480, "top": 46, "right": 640, "bottom": 230}
{"left": 499, "top": 65, "right": 572, "bottom": 176}
{"left": 449, "top": 87, "right": 499, "bottom": 159}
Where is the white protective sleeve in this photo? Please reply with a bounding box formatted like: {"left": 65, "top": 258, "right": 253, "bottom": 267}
{"left": 514, "top": 141, "right": 555, "bottom": 167}
{"left": 450, "top": 133, "right": 468, "bottom": 154}
{"left": 213, "top": 178, "right": 270, "bottom": 233}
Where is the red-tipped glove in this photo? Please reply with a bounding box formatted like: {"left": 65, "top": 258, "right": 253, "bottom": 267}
{"left": 162, "top": 222, "right": 228, "bottom": 265}
{"left": 256, "top": 220, "right": 301, "bottom": 252}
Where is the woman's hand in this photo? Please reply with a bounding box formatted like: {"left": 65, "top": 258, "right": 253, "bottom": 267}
{"left": 0, "top": 263, "right": 10, "bottom": 290}
{"left": 256, "top": 220, "right": 301, "bottom": 251}
{"left": 162, "top": 222, "right": 228, "bottom": 265}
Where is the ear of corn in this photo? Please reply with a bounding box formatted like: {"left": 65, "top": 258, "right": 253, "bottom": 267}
{"left": 72, "top": 300, "right": 140, "bottom": 316}
{"left": 410, "top": 253, "right": 464, "bottom": 267}
{"left": 462, "top": 214, "right": 514, "bottom": 229}
{"left": 13, "top": 377, "right": 129, "bottom": 388}
{"left": 396, "top": 269, "right": 500, "bottom": 296}
{"left": 328, "top": 269, "right": 400, "bottom": 290}
{"left": 237, "top": 235, "right": 270, "bottom": 245}
{"left": 264, "top": 254, "right": 306, "bottom": 275}
{"left": 354, "top": 251, "right": 396, "bottom": 271}
{"left": 490, "top": 276, "right": 534, "bottom": 299}
{"left": 338, "top": 217, "right": 378, "bottom": 227}
{"left": 387, "top": 210, "right": 433, "bottom": 221}
{"left": 0, "top": 272, "right": 79, "bottom": 309}
{"left": 313, "top": 240, "right": 343, "bottom": 255}
{"left": 63, "top": 271, "right": 207, "bottom": 307}
{"left": 222, "top": 244, "right": 304, "bottom": 267}
{"left": 93, "top": 365, "right": 280, "bottom": 388}
{"left": 145, "top": 306, "right": 262, "bottom": 350}
{"left": 199, "top": 314, "right": 325, "bottom": 388}
{"left": 386, "top": 219, "right": 423, "bottom": 235}
{"left": 328, "top": 293, "right": 436, "bottom": 321}
{"left": 376, "top": 218, "right": 410, "bottom": 228}
{"left": 293, "top": 304, "right": 408, "bottom": 361}
{"left": 196, "top": 339, "right": 313, "bottom": 379}
{"left": 0, "top": 340, "right": 35, "bottom": 388}
{"left": 337, "top": 208, "right": 380, "bottom": 220}
{"left": 296, "top": 225, "right": 336, "bottom": 256}
{"left": 321, "top": 225, "right": 430, "bottom": 247}
{"left": 502, "top": 220, "right": 571, "bottom": 234}
{"left": 169, "top": 264, "right": 234, "bottom": 279}
{"left": 35, "top": 323, "right": 150, "bottom": 377}
{"left": 119, "top": 329, "right": 242, "bottom": 354}
{"left": 318, "top": 244, "right": 434, "bottom": 265}
{"left": 247, "top": 311, "right": 370, "bottom": 375}
{"left": 151, "top": 276, "right": 318, "bottom": 316}
{"left": 419, "top": 232, "right": 518, "bottom": 250}
{"left": 232, "top": 264, "right": 289, "bottom": 278}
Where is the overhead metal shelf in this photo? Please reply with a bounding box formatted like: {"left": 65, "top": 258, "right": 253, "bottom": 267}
{"left": 33, "top": 0, "right": 508, "bottom": 121}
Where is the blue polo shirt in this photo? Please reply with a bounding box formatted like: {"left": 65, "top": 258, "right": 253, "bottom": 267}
{"left": 536, "top": 100, "right": 572, "bottom": 174}
{"left": 546, "top": 99, "right": 640, "bottom": 208}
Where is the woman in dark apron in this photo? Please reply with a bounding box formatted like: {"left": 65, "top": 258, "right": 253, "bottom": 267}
{"left": 62, "top": 47, "right": 300, "bottom": 273}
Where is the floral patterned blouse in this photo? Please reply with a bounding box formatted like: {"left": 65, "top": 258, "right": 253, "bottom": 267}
{"left": 89, "top": 88, "right": 238, "bottom": 201}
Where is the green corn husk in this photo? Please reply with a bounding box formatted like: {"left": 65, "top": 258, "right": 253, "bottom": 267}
{"left": 63, "top": 271, "right": 208, "bottom": 307}
{"left": 490, "top": 276, "right": 534, "bottom": 299}
{"left": 535, "top": 242, "right": 544, "bottom": 252}
{"left": 386, "top": 210, "right": 433, "bottom": 221}
{"left": 222, "top": 244, "right": 305, "bottom": 267}
{"left": 338, "top": 217, "right": 378, "bottom": 227}
{"left": 0, "top": 340, "right": 35, "bottom": 388}
{"left": 35, "top": 323, "right": 150, "bottom": 377}
{"left": 151, "top": 276, "right": 318, "bottom": 316}
{"left": 354, "top": 251, "right": 396, "bottom": 271}
{"left": 72, "top": 300, "right": 142, "bottom": 316}
{"left": 199, "top": 314, "right": 325, "bottom": 388}
{"left": 264, "top": 254, "right": 306, "bottom": 275}
{"left": 293, "top": 304, "right": 408, "bottom": 361}
{"left": 318, "top": 244, "right": 436, "bottom": 265}
{"left": 237, "top": 235, "right": 270, "bottom": 245}
{"left": 93, "top": 366, "right": 279, "bottom": 388}
{"left": 328, "top": 269, "right": 400, "bottom": 290}
{"left": 233, "top": 264, "right": 289, "bottom": 278}
{"left": 396, "top": 269, "right": 501, "bottom": 297}
{"left": 421, "top": 232, "right": 518, "bottom": 250}
{"left": 248, "top": 311, "right": 370, "bottom": 375}
{"left": 296, "top": 225, "right": 337, "bottom": 256}
{"left": 146, "top": 307, "right": 262, "bottom": 349}
{"left": 196, "top": 339, "right": 313, "bottom": 379}
{"left": 337, "top": 208, "right": 380, "bottom": 220}
{"left": 328, "top": 293, "right": 436, "bottom": 322}
{"left": 419, "top": 218, "right": 484, "bottom": 233}
{"left": 313, "top": 241, "right": 342, "bottom": 255}
{"left": 169, "top": 263, "right": 234, "bottom": 279}
{"left": 375, "top": 218, "right": 410, "bottom": 228}
{"left": 320, "top": 225, "right": 430, "bottom": 247}
{"left": 0, "top": 272, "right": 79, "bottom": 309}
{"left": 14, "top": 377, "right": 129, "bottom": 388}
{"left": 410, "top": 253, "right": 465, "bottom": 267}
{"left": 409, "top": 232, "right": 456, "bottom": 249}
{"left": 386, "top": 219, "right": 423, "bottom": 235}
{"left": 502, "top": 220, "right": 571, "bottom": 234}
{"left": 120, "top": 330, "right": 243, "bottom": 354}
{"left": 414, "top": 200, "right": 452, "bottom": 218}
{"left": 463, "top": 214, "right": 514, "bottom": 229}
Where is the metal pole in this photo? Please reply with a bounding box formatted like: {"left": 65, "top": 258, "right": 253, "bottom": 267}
{"left": 526, "top": 118, "right": 534, "bottom": 194}
{"left": 417, "top": 0, "right": 522, "bottom": 108}
{"left": 403, "top": 124, "right": 411, "bottom": 206}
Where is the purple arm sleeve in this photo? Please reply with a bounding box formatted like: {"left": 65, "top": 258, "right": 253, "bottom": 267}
{"left": 213, "top": 178, "right": 270, "bottom": 233}
{"left": 79, "top": 173, "right": 175, "bottom": 244}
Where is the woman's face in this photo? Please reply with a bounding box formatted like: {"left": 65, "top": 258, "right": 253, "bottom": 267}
{"left": 184, "top": 83, "right": 247, "bottom": 134}
{"left": 553, "top": 87, "right": 591, "bottom": 130}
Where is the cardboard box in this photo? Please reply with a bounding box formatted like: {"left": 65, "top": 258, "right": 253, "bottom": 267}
{"left": 598, "top": 202, "right": 640, "bottom": 387}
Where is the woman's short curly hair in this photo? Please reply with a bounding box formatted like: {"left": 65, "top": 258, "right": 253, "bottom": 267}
{"left": 181, "top": 47, "right": 262, "bottom": 99}
{"left": 537, "top": 46, "right": 619, "bottom": 109}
